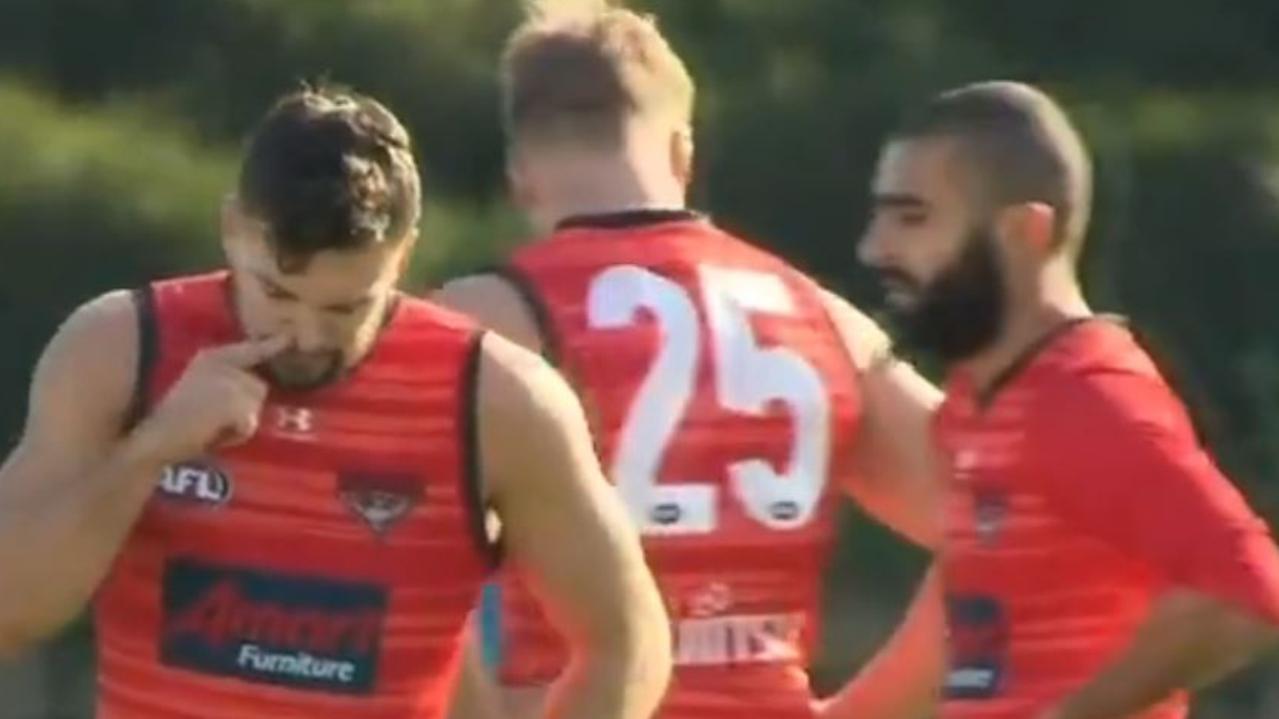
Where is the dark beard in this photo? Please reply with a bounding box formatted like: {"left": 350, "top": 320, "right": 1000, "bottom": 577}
{"left": 890, "top": 229, "right": 1007, "bottom": 363}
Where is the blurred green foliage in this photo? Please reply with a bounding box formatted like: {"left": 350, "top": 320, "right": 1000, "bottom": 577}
{"left": 1, "top": 0, "right": 1277, "bottom": 715}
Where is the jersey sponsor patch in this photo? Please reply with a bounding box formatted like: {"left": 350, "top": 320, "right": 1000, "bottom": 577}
{"left": 160, "top": 558, "right": 387, "bottom": 694}
{"left": 945, "top": 595, "right": 1009, "bottom": 700}
{"left": 672, "top": 611, "right": 805, "bottom": 667}
{"left": 157, "top": 461, "right": 233, "bottom": 507}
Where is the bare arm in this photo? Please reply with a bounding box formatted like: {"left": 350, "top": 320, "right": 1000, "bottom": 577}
{"left": 818, "top": 288, "right": 942, "bottom": 548}
{"left": 436, "top": 273, "right": 556, "bottom": 717}
{"left": 477, "top": 333, "right": 671, "bottom": 719}
{"left": 433, "top": 274, "right": 545, "bottom": 353}
{"left": 817, "top": 565, "right": 945, "bottom": 719}
{"left": 814, "top": 288, "right": 945, "bottom": 717}
{"left": 447, "top": 622, "right": 507, "bottom": 719}
{"left": 0, "top": 292, "right": 154, "bottom": 655}
{"left": 447, "top": 628, "right": 547, "bottom": 719}
{"left": 0, "top": 292, "right": 283, "bottom": 658}
{"left": 440, "top": 272, "right": 655, "bottom": 718}
{"left": 1043, "top": 590, "right": 1279, "bottom": 719}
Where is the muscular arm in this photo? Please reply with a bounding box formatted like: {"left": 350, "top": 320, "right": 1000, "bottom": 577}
{"left": 435, "top": 273, "right": 556, "bottom": 716}
{"left": 0, "top": 292, "right": 167, "bottom": 656}
{"left": 0, "top": 290, "right": 279, "bottom": 660}
{"left": 817, "top": 288, "right": 942, "bottom": 548}
{"left": 477, "top": 333, "right": 671, "bottom": 719}
{"left": 815, "top": 289, "right": 945, "bottom": 717}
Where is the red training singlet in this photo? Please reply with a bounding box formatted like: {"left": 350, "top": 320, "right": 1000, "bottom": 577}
{"left": 495, "top": 211, "right": 862, "bottom": 719}
{"left": 937, "top": 318, "right": 1279, "bottom": 719}
{"left": 94, "top": 271, "right": 495, "bottom": 718}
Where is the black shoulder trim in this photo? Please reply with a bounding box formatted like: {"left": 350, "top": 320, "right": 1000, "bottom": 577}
{"left": 489, "top": 265, "right": 561, "bottom": 367}
{"left": 459, "top": 331, "right": 503, "bottom": 570}
{"left": 123, "top": 285, "right": 158, "bottom": 432}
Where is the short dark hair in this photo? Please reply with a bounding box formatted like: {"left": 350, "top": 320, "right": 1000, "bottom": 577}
{"left": 895, "top": 81, "right": 1093, "bottom": 255}
{"left": 238, "top": 84, "right": 421, "bottom": 270}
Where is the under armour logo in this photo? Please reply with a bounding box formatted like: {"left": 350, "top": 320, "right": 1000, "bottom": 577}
{"left": 274, "top": 406, "right": 315, "bottom": 435}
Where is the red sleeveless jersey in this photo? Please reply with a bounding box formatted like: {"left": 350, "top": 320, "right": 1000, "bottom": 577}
{"left": 496, "top": 213, "right": 862, "bottom": 719}
{"left": 937, "top": 319, "right": 1279, "bottom": 718}
{"left": 94, "top": 272, "right": 494, "bottom": 718}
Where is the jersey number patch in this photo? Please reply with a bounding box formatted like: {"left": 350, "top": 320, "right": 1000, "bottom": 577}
{"left": 588, "top": 266, "right": 831, "bottom": 536}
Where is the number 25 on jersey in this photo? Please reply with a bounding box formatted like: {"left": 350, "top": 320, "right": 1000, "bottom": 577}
{"left": 587, "top": 265, "right": 831, "bottom": 537}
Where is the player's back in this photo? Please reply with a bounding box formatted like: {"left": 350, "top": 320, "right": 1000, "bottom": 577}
{"left": 494, "top": 211, "right": 862, "bottom": 719}
{"left": 94, "top": 272, "right": 494, "bottom": 718}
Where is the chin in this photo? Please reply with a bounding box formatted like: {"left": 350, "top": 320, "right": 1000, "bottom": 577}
{"left": 265, "top": 363, "right": 342, "bottom": 392}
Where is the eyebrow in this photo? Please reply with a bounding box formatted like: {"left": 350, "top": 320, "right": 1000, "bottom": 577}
{"left": 871, "top": 193, "right": 930, "bottom": 211}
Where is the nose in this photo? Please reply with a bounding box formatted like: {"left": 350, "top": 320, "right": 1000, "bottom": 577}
{"left": 281, "top": 309, "right": 327, "bottom": 353}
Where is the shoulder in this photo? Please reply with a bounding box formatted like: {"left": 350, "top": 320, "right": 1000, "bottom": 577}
{"left": 28, "top": 290, "right": 139, "bottom": 427}
{"left": 42, "top": 290, "right": 139, "bottom": 374}
{"left": 471, "top": 331, "right": 591, "bottom": 503}
{"left": 431, "top": 273, "right": 544, "bottom": 353}
{"left": 811, "top": 286, "right": 895, "bottom": 374}
{"left": 474, "top": 332, "right": 572, "bottom": 427}
{"left": 1028, "top": 322, "right": 1194, "bottom": 451}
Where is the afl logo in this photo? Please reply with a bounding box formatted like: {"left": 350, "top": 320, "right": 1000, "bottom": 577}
{"left": 159, "top": 461, "right": 233, "bottom": 507}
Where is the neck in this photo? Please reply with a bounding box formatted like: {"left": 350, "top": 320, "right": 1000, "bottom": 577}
{"left": 541, "top": 182, "right": 686, "bottom": 230}
{"left": 523, "top": 146, "right": 687, "bottom": 234}
{"left": 959, "top": 259, "right": 1091, "bottom": 393}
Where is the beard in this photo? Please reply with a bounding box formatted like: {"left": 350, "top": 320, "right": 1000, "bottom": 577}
{"left": 882, "top": 227, "right": 1007, "bottom": 363}
{"left": 260, "top": 348, "right": 345, "bottom": 391}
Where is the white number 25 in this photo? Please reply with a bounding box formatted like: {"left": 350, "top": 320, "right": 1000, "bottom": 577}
{"left": 587, "top": 265, "right": 831, "bottom": 536}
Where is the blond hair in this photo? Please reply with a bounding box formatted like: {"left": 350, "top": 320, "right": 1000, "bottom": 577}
{"left": 501, "top": 3, "right": 695, "bottom": 147}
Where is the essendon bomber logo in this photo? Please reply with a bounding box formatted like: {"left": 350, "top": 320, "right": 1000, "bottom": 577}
{"left": 160, "top": 559, "right": 388, "bottom": 694}
{"left": 338, "top": 472, "right": 423, "bottom": 538}
{"left": 972, "top": 489, "right": 1009, "bottom": 546}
